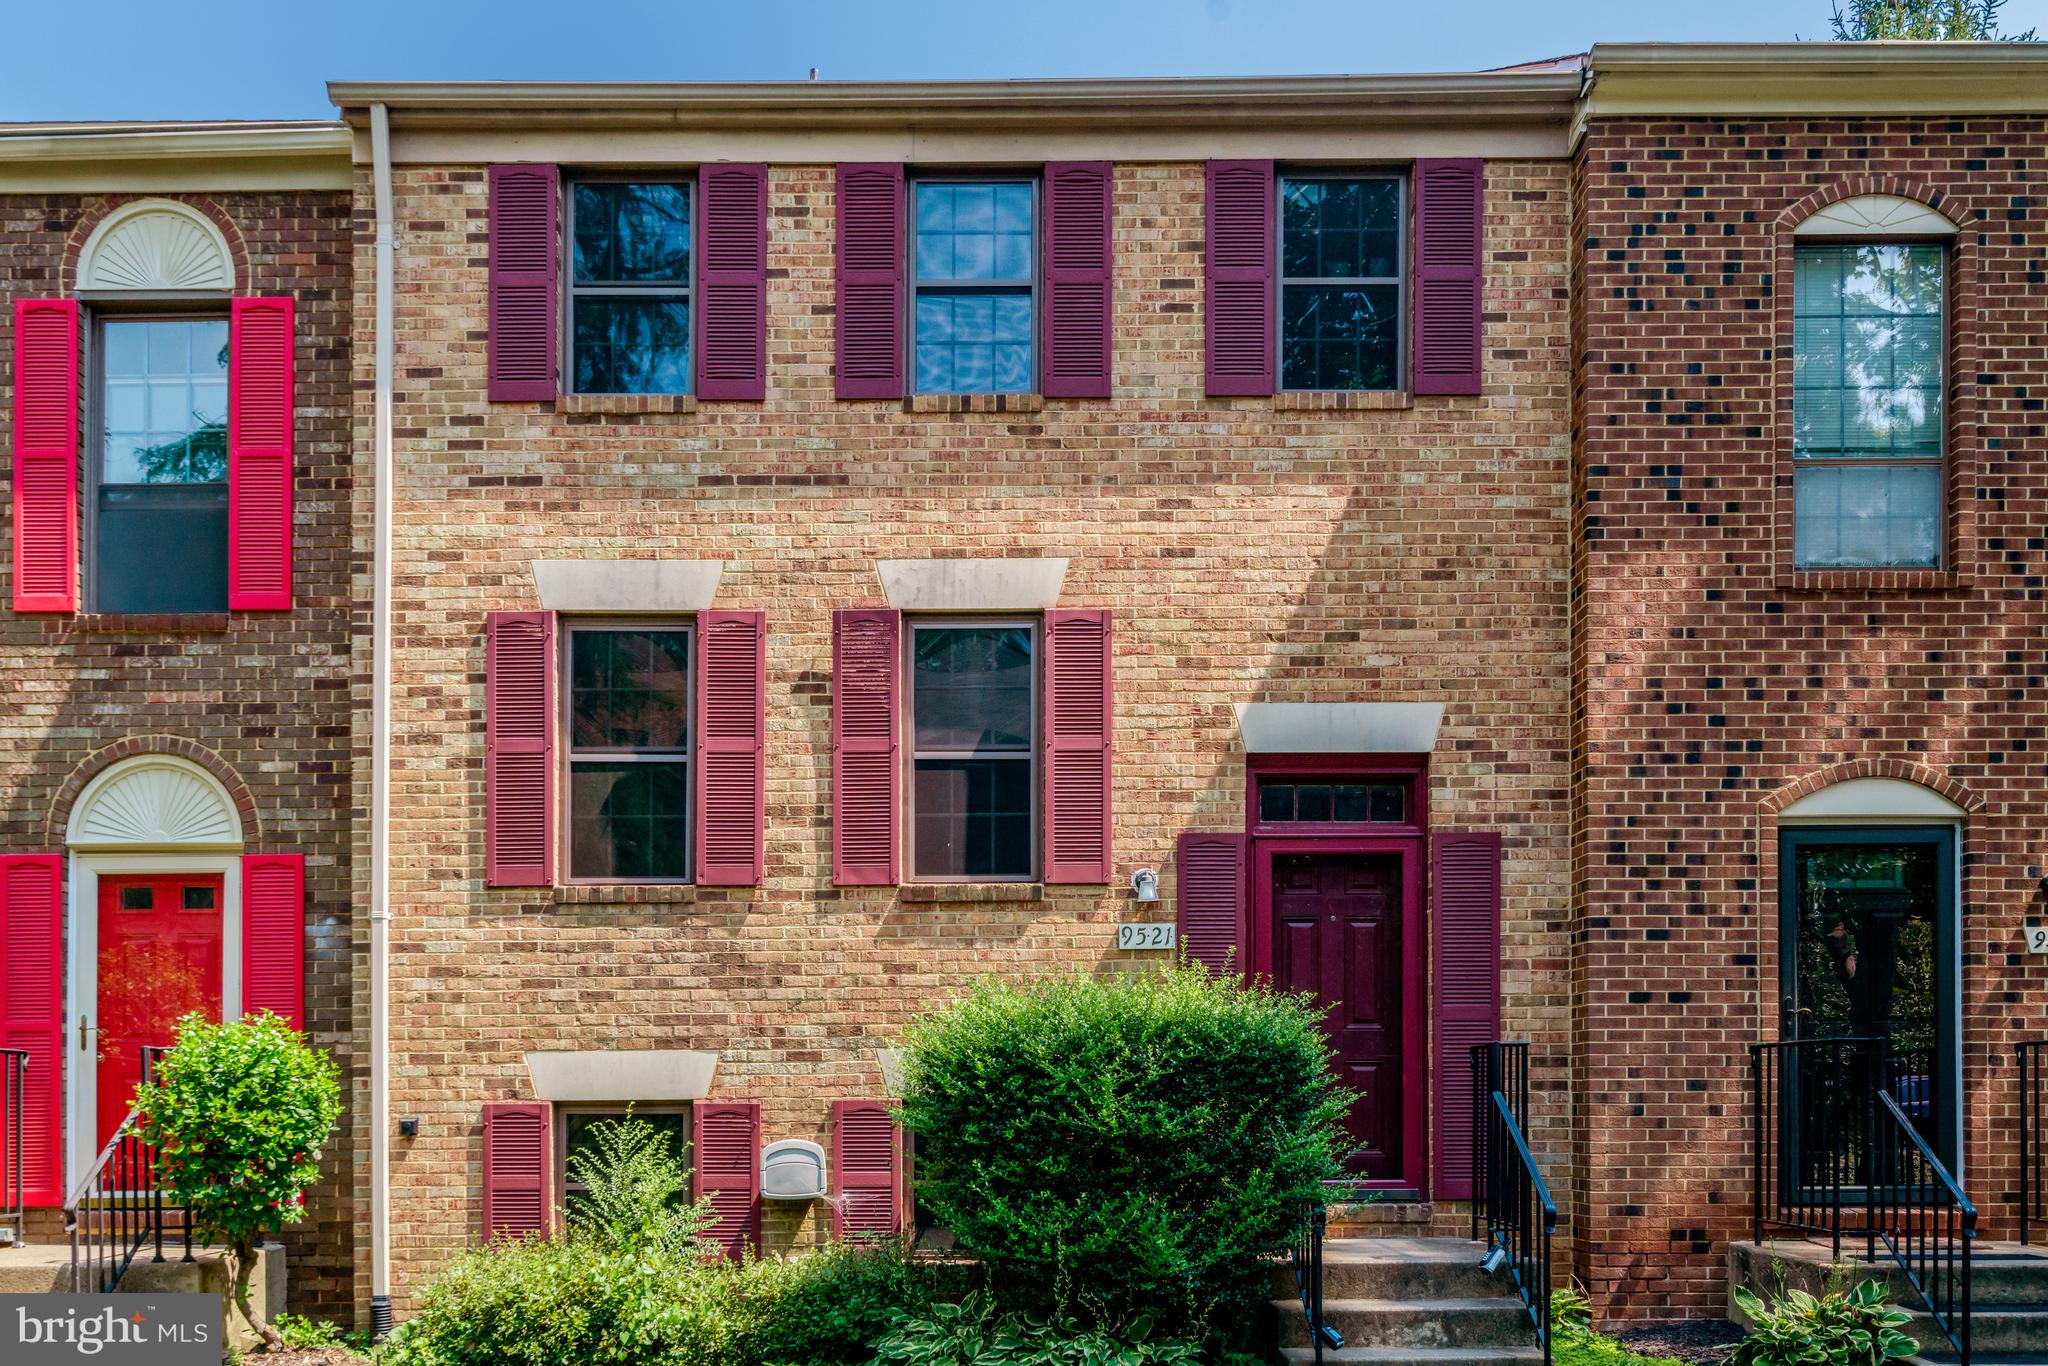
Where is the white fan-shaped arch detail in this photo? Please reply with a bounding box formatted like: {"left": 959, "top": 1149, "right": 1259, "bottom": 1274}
{"left": 66, "top": 756, "right": 244, "bottom": 850}
{"left": 1794, "top": 195, "right": 1958, "bottom": 238}
{"left": 76, "top": 200, "right": 234, "bottom": 292}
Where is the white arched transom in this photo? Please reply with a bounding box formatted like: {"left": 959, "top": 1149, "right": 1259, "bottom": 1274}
{"left": 76, "top": 199, "right": 234, "bottom": 292}
{"left": 1794, "top": 195, "right": 1958, "bottom": 239}
{"left": 66, "top": 755, "right": 244, "bottom": 851}
{"left": 1779, "top": 777, "right": 1966, "bottom": 823}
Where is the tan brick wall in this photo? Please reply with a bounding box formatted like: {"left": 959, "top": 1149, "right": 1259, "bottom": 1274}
{"left": 354, "top": 159, "right": 1575, "bottom": 1310}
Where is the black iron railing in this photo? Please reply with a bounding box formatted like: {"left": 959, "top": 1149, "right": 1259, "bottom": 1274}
{"left": 1751, "top": 1037, "right": 1872, "bottom": 1257}
{"left": 2019, "top": 1041, "right": 2048, "bottom": 1246}
{"left": 67, "top": 1045, "right": 189, "bottom": 1293}
{"left": 1290, "top": 1203, "right": 1342, "bottom": 1363}
{"left": 1867, "top": 1088, "right": 1974, "bottom": 1363}
{"left": 0, "top": 1047, "right": 26, "bottom": 1246}
{"left": 1472, "top": 1041, "right": 1557, "bottom": 1366}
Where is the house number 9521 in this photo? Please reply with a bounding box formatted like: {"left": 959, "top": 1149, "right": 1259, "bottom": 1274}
{"left": 1117, "top": 924, "right": 1177, "bottom": 951}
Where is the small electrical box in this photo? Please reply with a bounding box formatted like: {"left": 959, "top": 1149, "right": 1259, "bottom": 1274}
{"left": 762, "top": 1138, "right": 827, "bottom": 1200}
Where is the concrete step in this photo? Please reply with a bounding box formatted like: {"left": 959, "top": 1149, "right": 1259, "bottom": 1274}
{"left": 1911, "top": 1355, "right": 2048, "bottom": 1365}
{"left": 1273, "top": 1297, "right": 1534, "bottom": 1350}
{"left": 1901, "top": 1305, "right": 2048, "bottom": 1356}
{"left": 1278, "top": 1350, "right": 1542, "bottom": 1365}
{"left": 1824, "top": 1247, "right": 2048, "bottom": 1309}
{"left": 1270, "top": 1238, "right": 1507, "bottom": 1301}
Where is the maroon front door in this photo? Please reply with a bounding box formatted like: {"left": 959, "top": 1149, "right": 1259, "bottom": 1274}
{"left": 1272, "top": 852, "right": 1404, "bottom": 1179}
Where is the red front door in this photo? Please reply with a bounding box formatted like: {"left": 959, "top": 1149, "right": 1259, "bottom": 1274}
{"left": 96, "top": 874, "right": 223, "bottom": 1149}
{"left": 1271, "top": 852, "right": 1405, "bottom": 1179}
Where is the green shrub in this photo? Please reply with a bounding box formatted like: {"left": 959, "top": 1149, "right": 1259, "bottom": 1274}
{"left": 896, "top": 964, "right": 1353, "bottom": 1334}
{"left": 134, "top": 1011, "right": 341, "bottom": 1352}
{"left": 741, "top": 1239, "right": 968, "bottom": 1366}
{"left": 866, "top": 1292, "right": 1223, "bottom": 1366}
{"left": 1730, "top": 1281, "right": 1917, "bottom": 1366}
{"left": 565, "top": 1112, "right": 713, "bottom": 1259}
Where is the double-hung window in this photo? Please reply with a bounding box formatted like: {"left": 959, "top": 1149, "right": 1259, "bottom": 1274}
{"left": 912, "top": 179, "right": 1036, "bottom": 394}
{"left": 566, "top": 624, "right": 692, "bottom": 881}
{"left": 93, "top": 316, "right": 230, "bottom": 612}
{"left": 908, "top": 621, "right": 1036, "bottom": 879}
{"left": 1791, "top": 242, "right": 1946, "bottom": 568}
{"left": 569, "top": 180, "right": 693, "bottom": 395}
{"left": 1279, "top": 174, "right": 1403, "bottom": 391}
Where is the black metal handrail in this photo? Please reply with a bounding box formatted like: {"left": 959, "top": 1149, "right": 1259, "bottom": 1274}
{"left": 2019, "top": 1041, "right": 2048, "bottom": 1245}
{"left": 1751, "top": 1037, "right": 1874, "bottom": 1258}
{"left": 0, "top": 1047, "right": 26, "bottom": 1246}
{"left": 1868, "top": 1088, "right": 1975, "bottom": 1363}
{"left": 1472, "top": 1042, "right": 1557, "bottom": 1366}
{"left": 1289, "top": 1202, "right": 1342, "bottom": 1363}
{"left": 66, "top": 1045, "right": 190, "bottom": 1293}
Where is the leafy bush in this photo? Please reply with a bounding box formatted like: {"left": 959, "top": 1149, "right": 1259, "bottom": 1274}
{"left": 867, "top": 1293, "right": 1224, "bottom": 1366}
{"left": 1730, "top": 1281, "right": 1916, "bottom": 1366}
{"left": 1550, "top": 1282, "right": 1594, "bottom": 1332}
{"left": 740, "top": 1238, "right": 967, "bottom": 1366}
{"left": 135, "top": 1011, "right": 341, "bottom": 1351}
{"left": 896, "top": 964, "right": 1353, "bottom": 1334}
{"left": 565, "top": 1112, "right": 712, "bottom": 1259}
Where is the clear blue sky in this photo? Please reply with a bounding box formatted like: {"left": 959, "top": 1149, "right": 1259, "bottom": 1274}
{"left": 7, "top": 0, "right": 2048, "bottom": 123}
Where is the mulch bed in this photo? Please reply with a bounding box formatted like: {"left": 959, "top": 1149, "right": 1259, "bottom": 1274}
{"left": 1613, "top": 1318, "right": 1746, "bottom": 1365}
{"left": 254, "top": 1351, "right": 371, "bottom": 1366}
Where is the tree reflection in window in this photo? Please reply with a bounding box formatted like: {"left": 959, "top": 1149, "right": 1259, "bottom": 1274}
{"left": 570, "top": 182, "right": 693, "bottom": 395}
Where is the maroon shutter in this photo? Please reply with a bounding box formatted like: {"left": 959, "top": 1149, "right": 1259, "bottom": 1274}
{"left": 834, "top": 164, "right": 905, "bottom": 399}
{"left": 693, "top": 1101, "right": 761, "bottom": 1257}
{"left": 1204, "top": 160, "right": 1274, "bottom": 397}
{"left": 0, "top": 855, "right": 63, "bottom": 1206}
{"left": 1175, "top": 832, "right": 1246, "bottom": 976}
{"left": 694, "top": 610, "right": 766, "bottom": 886}
{"left": 830, "top": 1099, "right": 904, "bottom": 1240}
{"left": 695, "top": 163, "right": 768, "bottom": 401}
{"left": 481, "top": 1101, "right": 553, "bottom": 1240}
{"left": 11, "top": 299, "right": 79, "bottom": 613}
{"left": 241, "top": 853, "right": 305, "bottom": 1030}
{"left": 1041, "top": 161, "right": 1113, "bottom": 398}
{"left": 487, "top": 164, "right": 559, "bottom": 402}
{"left": 227, "top": 296, "right": 295, "bottom": 610}
{"left": 832, "top": 609, "right": 900, "bottom": 886}
{"left": 486, "top": 611, "right": 556, "bottom": 888}
{"left": 1412, "top": 158, "right": 1485, "bottom": 396}
{"left": 1042, "top": 609, "right": 1112, "bottom": 884}
{"left": 1431, "top": 830, "right": 1502, "bottom": 1200}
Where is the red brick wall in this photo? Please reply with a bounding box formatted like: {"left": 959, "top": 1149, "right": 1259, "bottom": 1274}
{"left": 0, "top": 189, "right": 356, "bottom": 1315}
{"left": 1573, "top": 116, "right": 2048, "bottom": 1317}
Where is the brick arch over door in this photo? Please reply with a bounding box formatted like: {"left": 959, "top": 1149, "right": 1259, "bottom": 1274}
{"left": 45, "top": 736, "right": 261, "bottom": 849}
{"left": 1760, "top": 759, "right": 1983, "bottom": 818}
{"left": 1773, "top": 177, "right": 1957, "bottom": 235}
{"left": 61, "top": 194, "right": 252, "bottom": 295}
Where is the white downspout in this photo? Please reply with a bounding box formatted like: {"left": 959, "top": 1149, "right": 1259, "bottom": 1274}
{"left": 368, "top": 100, "right": 396, "bottom": 1339}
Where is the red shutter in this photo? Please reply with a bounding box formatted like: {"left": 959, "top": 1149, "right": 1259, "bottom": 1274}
{"left": 832, "top": 609, "right": 900, "bottom": 886}
{"left": 11, "top": 299, "right": 78, "bottom": 613}
{"left": 228, "top": 296, "right": 295, "bottom": 610}
{"left": 1041, "top": 161, "right": 1113, "bottom": 399}
{"left": 1204, "top": 160, "right": 1274, "bottom": 397}
{"left": 0, "top": 855, "right": 63, "bottom": 1207}
{"left": 1431, "top": 830, "right": 1502, "bottom": 1200}
{"left": 1412, "top": 159, "right": 1485, "bottom": 396}
{"left": 693, "top": 1101, "right": 761, "bottom": 1257}
{"left": 486, "top": 611, "right": 555, "bottom": 888}
{"left": 481, "top": 1101, "right": 553, "bottom": 1241}
{"left": 487, "top": 164, "right": 559, "bottom": 402}
{"left": 831, "top": 1099, "right": 903, "bottom": 1240}
{"left": 241, "top": 854, "right": 305, "bottom": 1030}
{"left": 1042, "top": 609, "right": 1112, "bottom": 884}
{"left": 694, "top": 611, "right": 766, "bottom": 886}
{"left": 695, "top": 163, "right": 768, "bottom": 401}
{"left": 834, "top": 164, "right": 905, "bottom": 400}
{"left": 1175, "top": 831, "right": 1246, "bottom": 976}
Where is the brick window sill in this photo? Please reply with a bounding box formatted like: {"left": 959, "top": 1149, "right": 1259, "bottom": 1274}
{"left": 556, "top": 393, "right": 700, "bottom": 416}
{"left": 75, "top": 612, "right": 231, "bottom": 634}
{"left": 552, "top": 883, "right": 697, "bottom": 905}
{"left": 905, "top": 393, "right": 1047, "bottom": 415}
{"left": 1778, "top": 569, "right": 1968, "bottom": 594}
{"left": 897, "top": 882, "right": 1044, "bottom": 904}
{"left": 1272, "top": 390, "right": 1414, "bottom": 411}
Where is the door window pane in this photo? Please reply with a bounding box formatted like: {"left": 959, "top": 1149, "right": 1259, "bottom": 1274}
{"left": 1257, "top": 780, "right": 1407, "bottom": 824}
{"left": 569, "top": 181, "right": 693, "bottom": 395}
{"left": 910, "top": 623, "right": 1036, "bottom": 879}
{"left": 567, "top": 628, "right": 692, "bottom": 881}
{"left": 1279, "top": 176, "right": 1403, "bottom": 392}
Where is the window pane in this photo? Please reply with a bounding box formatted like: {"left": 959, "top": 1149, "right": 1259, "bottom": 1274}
{"left": 912, "top": 758, "right": 1032, "bottom": 878}
{"left": 1793, "top": 463, "right": 1941, "bottom": 569}
{"left": 573, "top": 297, "right": 691, "bottom": 394}
{"left": 571, "top": 630, "right": 691, "bottom": 751}
{"left": 1260, "top": 783, "right": 1295, "bottom": 821}
{"left": 573, "top": 183, "right": 691, "bottom": 284}
{"left": 1296, "top": 785, "right": 1333, "bottom": 821}
{"left": 562, "top": 1111, "right": 692, "bottom": 1193}
{"left": 912, "top": 626, "right": 1033, "bottom": 751}
{"left": 914, "top": 182, "right": 1032, "bottom": 283}
{"left": 96, "top": 484, "right": 228, "bottom": 612}
{"left": 1792, "top": 243, "right": 1944, "bottom": 460}
{"left": 1282, "top": 179, "right": 1400, "bottom": 280}
{"left": 570, "top": 762, "right": 690, "bottom": 880}
{"left": 101, "top": 319, "right": 228, "bottom": 485}
{"left": 914, "top": 292, "right": 1032, "bottom": 394}
{"left": 1257, "top": 779, "right": 1407, "bottom": 824}
{"left": 1280, "top": 284, "right": 1399, "bottom": 391}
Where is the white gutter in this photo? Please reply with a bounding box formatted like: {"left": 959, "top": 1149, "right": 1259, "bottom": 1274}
{"left": 368, "top": 100, "right": 395, "bottom": 1339}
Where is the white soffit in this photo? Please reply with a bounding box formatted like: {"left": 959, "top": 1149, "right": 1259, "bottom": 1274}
{"left": 1794, "top": 195, "right": 1957, "bottom": 238}
{"left": 531, "top": 560, "right": 724, "bottom": 613}
{"left": 1233, "top": 702, "right": 1446, "bottom": 755}
{"left": 1779, "top": 777, "right": 1965, "bottom": 822}
{"left": 524, "top": 1050, "right": 720, "bottom": 1102}
{"left": 878, "top": 558, "right": 1068, "bottom": 611}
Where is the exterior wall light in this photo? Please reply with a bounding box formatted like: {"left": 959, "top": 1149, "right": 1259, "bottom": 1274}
{"left": 1131, "top": 867, "right": 1160, "bottom": 902}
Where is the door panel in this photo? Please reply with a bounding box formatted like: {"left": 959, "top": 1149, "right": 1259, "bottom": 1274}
{"left": 96, "top": 874, "right": 224, "bottom": 1152}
